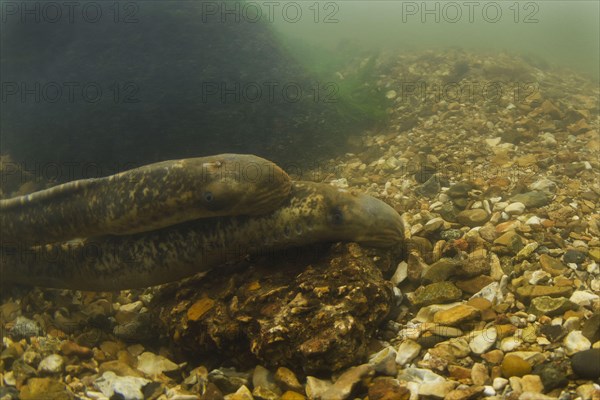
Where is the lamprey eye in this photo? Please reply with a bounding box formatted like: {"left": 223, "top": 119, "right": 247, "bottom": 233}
{"left": 203, "top": 191, "right": 214, "bottom": 202}
{"left": 331, "top": 206, "right": 344, "bottom": 225}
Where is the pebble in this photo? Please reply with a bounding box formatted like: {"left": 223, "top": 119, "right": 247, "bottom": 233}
{"left": 509, "top": 191, "right": 552, "bottom": 208}
{"left": 539, "top": 254, "right": 567, "bottom": 276}
{"left": 528, "top": 296, "right": 577, "bottom": 317}
{"left": 569, "top": 290, "right": 599, "bottom": 306}
{"left": 564, "top": 248, "right": 586, "bottom": 264}
{"left": 368, "top": 377, "right": 410, "bottom": 400}
{"left": 19, "top": 377, "right": 73, "bottom": 400}
{"left": 418, "top": 381, "right": 457, "bottom": 398}
{"left": 471, "top": 362, "right": 489, "bottom": 386}
{"left": 492, "top": 377, "right": 508, "bottom": 391}
{"left": 571, "top": 349, "right": 600, "bottom": 379}
{"left": 208, "top": 368, "right": 251, "bottom": 394}
{"left": 137, "top": 351, "right": 179, "bottom": 377}
{"left": 224, "top": 385, "right": 253, "bottom": 400}
{"left": 395, "top": 340, "right": 421, "bottom": 366}
{"left": 525, "top": 216, "right": 543, "bottom": 226}
{"left": 60, "top": 341, "right": 93, "bottom": 358}
{"left": 368, "top": 347, "right": 397, "bottom": 376}
{"left": 38, "top": 354, "right": 64, "bottom": 374}
{"left": 500, "top": 336, "right": 523, "bottom": 352}
{"left": 433, "top": 305, "right": 480, "bottom": 326}
{"left": 469, "top": 327, "right": 497, "bottom": 354}
{"left": 501, "top": 355, "right": 531, "bottom": 377}
{"left": 305, "top": 376, "right": 332, "bottom": 399}
{"left": 582, "top": 311, "right": 600, "bottom": 343}
{"left": 274, "top": 367, "right": 303, "bottom": 393}
{"left": 321, "top": 364, "right": 372, "bottom": 399}
{"left": 505, "top": 202, "right": 525, "bottom": 215}
{"left": 118, "top": 300, "right": 144, "bottom": 313}
{"left": 390, "top": 261, "right": 408, "bottom": 286}
{"left": 411, "top": 282, "right": 463, "bottom": 306}
{"left": 94, "top": 371, "right": 150, "bottom": 400}
{"left": 9, "top": 316, "right": 43, "bottom": 340}
{"left": 532, "top": 363, "right": 568, "bottom": 392}
{"left": 520, "top": 374, "right": 544, "bottom": 393}
{"left": 529, "top": 178, "right": 557, "bottom": 193}
{"left": 456, "top": 209, "right": 489, "bottom": 227}
{"left": 563, "top": 330, "right": 591, "bottom": 355}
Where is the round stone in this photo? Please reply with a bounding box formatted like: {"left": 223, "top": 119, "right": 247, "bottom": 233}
{"left": 38, "top": 354, "right": 64, "bottom": 374}
{"left": 457, "top": 209, "right": 489, "bottom": 228}
{"left": 571, "top": 349, "right": 600, "bottom": 379}
{"left": 501, "top": 355, "right": 531, "bottom": 378}
{"left": 563, "top": 330, "right": 591, "bottom": 355}
{"left": 505, "top": 202, "right": 525, "bottom": 215}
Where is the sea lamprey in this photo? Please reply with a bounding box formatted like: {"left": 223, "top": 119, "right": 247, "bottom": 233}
{"left": 0, "top": 154, "right": 291, "bottom": 246}
{"left": 1, "top": 181, "right": 404, "bottom": 291}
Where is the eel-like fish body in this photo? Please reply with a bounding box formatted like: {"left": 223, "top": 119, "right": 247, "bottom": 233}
{"left": 1, "top": 181, "right": 404, "bottom": 290}
{"left": 0, "top": 154, "right": 291, "bottom": 246}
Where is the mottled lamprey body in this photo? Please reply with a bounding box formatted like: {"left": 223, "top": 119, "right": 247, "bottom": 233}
{"left": 1, "top": 154, "right": 404, "bottom": 291}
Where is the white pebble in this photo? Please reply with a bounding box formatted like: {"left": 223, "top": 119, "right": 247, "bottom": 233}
{"left": 395, "top": 340, "right": 422, "bottom": 365}
{"left": 390, "top": 261, "right": 408, "bottom": 286}
{"left": 469, "top": 327, "right": 497, "bottom": 354}
{"left": 500, "top": 336, "right": 523, "bottom": 352}
{"left": 505, "top": 202, "right": 525, "bottom": 215}
{"left": 525, "top": 216, "right": 542, "bottom": 226}
{"left": 3, "top": 371, "right": 16, "bottom": 386}
{"left": 529, "top": 270, "right": 550, "bottom": 285}
{"left": 493, "top": 377, "right": 508, "bottom": 391}
{"left": 38, "top": 354, "right": 64, "bottom": 374}
{"left": 119, "top": 300, "right": 143, "bottom": 313}
{"left": 563, "top": 330, "right": 591, "bottom": 355}
{"left": 570, "top": 290, "right": 599, "bottom": 306}
{"left": 483, "top": 385, "right": 497, "bottom": 396}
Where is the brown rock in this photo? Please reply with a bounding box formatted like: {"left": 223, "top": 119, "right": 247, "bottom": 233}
{"left": 457, "top": 209, "right": 490, "bottom": 228}
{"left": 280, "top": 391, "right": 306, "bottom": 400}
{"left": 501, "top": 355, "right": 531, "bottom": 378}
{"left": 19, "top": 378, "right": 74, "bottom": 400}
{"left": 537, "top": 100, "right": 563, "bottom": 119}
{"left": 407, "top": 252, "right": 428, "bottom": 282}
{"left": 516, "top": 285, "right": 573, "bottom": 302}
{"left": 433, "top": 305, "right": 480, "bottom": 326}
{"left": 568, "top": 119, "right": 591, "bottom": 134}
{"left": 187, "top": 298, "right": 215, "bottom": 321}
{"left": 471, "top": 362, "right": 489, "bottom": 385}
{"left": 448, "top": 365, "right": 472, "bottom": 381}
{"left": 368, "top": 377, "right": 410, "bottom": 400}
{"left": 467, "top": 297, "right": 492, "bottom": 310}
{"left": 99, "top": 360, "right": 143, "bottom": 377}
{"left": 493, "top": 231, "right": 525, "bottom": 254}
{"left": 160, "top": 243, "right": 394, "bottom": 373}
{"left": 539, "top": 254, "right": 567, "bottom": 276}
{"left": 411, "top": 282, "right": 463, "bottom": 306}
{"left": 60, "top": 341, "right": 93, "bottom": 358}
{"left": 455, "top": 276, "right": 494, "bottom": 294}
{"left": 274, "top": 367, "right": 303, "bottom": 393}
{"left": 520, "top": 374, "right": 544, "bottom": 393}
{"left": 482, "top": 349, "right": 504, "bottom": 364}
{"left": 444, "top": 386, "right": 485, "bottom": 400}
